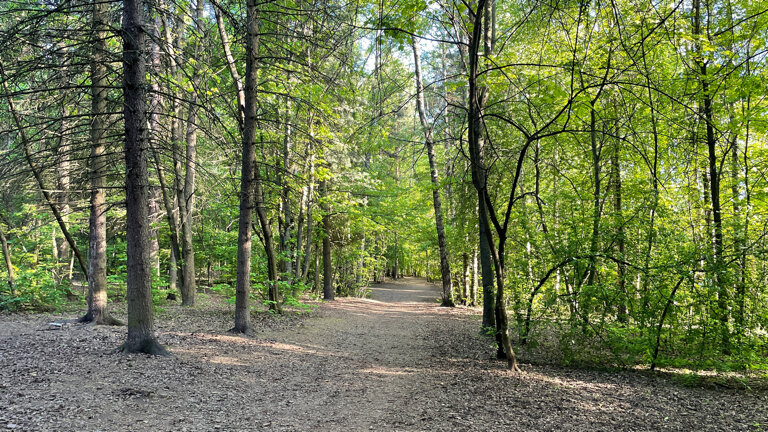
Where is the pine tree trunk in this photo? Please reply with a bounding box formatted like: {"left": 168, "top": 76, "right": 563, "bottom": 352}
{"left": 121, "top": 0, "right": 166, "bottom": 354}
{"left": 80, "top": 0, "right": 118, "bottom": 325}
{"left": 232, "top": 0, "right": 260, "bottom": 334}
{"left": 321, "top": 178, "right": 334, "bottom": 300}
{"left": 255, "top": 158, "right": 281, "bottom": 313}
{"left": 0, "top": 221, "right": 14, "bottom": 296}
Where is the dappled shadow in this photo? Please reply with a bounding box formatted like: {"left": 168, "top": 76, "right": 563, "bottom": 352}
{"left": 2, "top": 278, "right": 765, "bottom": 431}
{"left": 369, "top": 277, "right": 441, "bottom": 304}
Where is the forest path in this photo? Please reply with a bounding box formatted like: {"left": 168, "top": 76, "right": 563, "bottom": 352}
{"left": 1, "top": 277, "right": 766, "bottom": 431}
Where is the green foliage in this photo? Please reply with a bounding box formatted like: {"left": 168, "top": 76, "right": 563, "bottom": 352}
{"left": 0, "top": 266, "right": 71, "bottom": 312}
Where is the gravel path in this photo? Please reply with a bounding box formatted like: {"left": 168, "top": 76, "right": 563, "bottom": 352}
{"left": 1, "top": 277, "right": 766, "bottom": 431}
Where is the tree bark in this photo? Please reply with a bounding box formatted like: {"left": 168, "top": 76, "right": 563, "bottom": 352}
{"left": 177, "top": 0, "right": 204, "bottom": 306}
{"left": 55, "top": 66, "right": 71, "bottom": 273}
{"left": 254, "top": 153, "right": 281, "bottom": 313}
{"left": 694, "top": 0, "right": 729, "bottom": 348}
{"left": 321, "top": 178, "right": 334, "bottom": 300}
{"left": 583, "top": 101, "right": 601, "bottom": 328}
{"left": 232, "top": 0, "right": 260, "bottom": 334}
{"left": 121, "top": 0, "right": 166, "bottom": 354}
{"left": 412, "top": 38, "right": 454, "bottom": 307}
{"left": 159, "top": 9, "right": 182, "bottom": 294}
{"left": 466, "top": 0, "right": 518, "bottom": 370}
{"left": 80, "top": 0, "right": 119, "bottom": 325}
{"left": 213, "top": 4, "right": 245, "bottom": 129}
{"left": 301, "top": 149, "right": 316, "bottom": 282}
{"left": 611, "top": 116, "right": 627, "bottom": 323}
{"left": 470, "top": 248, "right": 478, "bottom": 306}
{"left": 153, "top": 152, "right": 182, "bottom": 292}
{"left": 0, "top": 220, "right": 14, "bottom": 296}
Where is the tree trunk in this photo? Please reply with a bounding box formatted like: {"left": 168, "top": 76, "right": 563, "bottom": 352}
{"left": 177, "top": 0, "right": 202, "bottom": 307}
{"left": 462, "top": 251, "right": 469, "bottom": 305}
{"left": 80, "top": 0, "right": 119, "bottom": 325}
{"left": 301, "top": 150, "right": 316, "bottom": 282}
{"left": 0, "top": 220, "right": 14, "bottom": 296}
{"left": 467, "top": 11, "right": 495, "bottom": 330}
{"left": 232, "top": 0, "right": 260, "bottom": 334}
{"left": 412, "top": 39, "right": 454, "bottom": 307}
{"left": 314, "top": 247, "right": 321, "bottom": 292}
{"left": 279, "top": 95, "right": 294, "bottom": 283}
{"left": 121, "top": 0, "right": 166, "bottom": 354}
{"left": 294, "top": 185, "right": 306, "bottom": 280}
{"left": 0, "top": 67, "right": 88, "bottom": 282}
{"left": 55, "top": 87, "right": 71, "bottom": 272}
{"left": 470, "top": 249, "right": 478, "bottom": 306}
{"left": 611, "top": 117, "right": 627, "bottom": 323}
{"left": 585, "top": 101, "right": 600, "bottom": 328}
{"left": 149, "top": 187, "right": 161, "bottom": 278}
{"left": 466, "top": 0, "right": 517, "bottom": 370}
{"left": 213, "top": 4, "right": 245, "bottom": 129}
{"left": 254, "top": 155, "right": 281, "bottom": 313}
{"left": 694, "top": 0, "right": 729, "bottom": 348}
{"left": 357, "top": 234, "right": 365, "bottom": 286}
{"left": 321, "top": 178, "right": 334, "bottom": 300}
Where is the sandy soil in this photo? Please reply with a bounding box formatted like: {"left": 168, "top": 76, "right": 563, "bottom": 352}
{"left": 1, "top": 277, "right": 766, "bottom": 431}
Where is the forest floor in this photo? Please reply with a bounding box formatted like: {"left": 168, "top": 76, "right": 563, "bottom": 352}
{"left": 1, "top": 277, "right": 766, "bottom": 431}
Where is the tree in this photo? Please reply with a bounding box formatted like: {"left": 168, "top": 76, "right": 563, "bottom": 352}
{"left": 120, "top": 0, "right": 167, "bottom": 355}
{"left": 231, "top": 0, "right": 261, "bottom": 334}
{"left": 80, "top": 0, "right": 120, "bottom": 325}
{"left": 411, "top": 38, "right": 453, "bottom": 307}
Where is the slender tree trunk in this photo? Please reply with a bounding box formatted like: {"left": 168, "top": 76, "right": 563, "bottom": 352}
{"left": 321, "top": 178, "right": 334, "bottom": 300}
{"left": 694, "top": 0, "right": 729, "bottom": 348}
{"left": 466, "top": 0, "right": 518, "bottom": 370}
{"left": 279, "top": 96, "right": 294, "bottom": 283}
{"left": 149, "top": 187, "right": 161, "bottom": 278}
{"left": 159, "top": 9, "right": 183, "bottom": 294}
{"left": 0, "top": 66, "right": 88, "bottom": 282}
{"left": 301, "top": 150, "right": 316, "bottom": 282}
{"left": 314, "top": 246, "right": 321, "bottom": 292}
{"left": 640, "top": 23, "right": 659, "bottom": 328}
{"left": 213, "top": 4, "right": 245, "bottom": 129}
{"left": 178, "top": 0, "right": 203, "bottom": 306}
{"left": 462, "top": 251, "right": 469, "bottom": 305}
{"left": 55, "top": 86, "right": 71, "bottom": 272}
{"left": 121, "top": 0, "right": 166, "bottom": 354}
{"left": 254, "top": 155, "right": 281, "bottom": 313}
{"left": 412, "top": 39, "right": 453, "bottom": 307}
{"left": 0, "top": 221, "right": 14, "bottom": 296}
{"left": 467, "top": 0, "right": 495, "bottom": 330}
{"left": 295, "top": 185, "right": 306, "bottom": 280}
{"left": 357, "top": 234, "right": 365, "bottom": 286}
{"left": 80, "top": 0, "right": 119, "bottom": 325}
{"left": 586, "top": 102, "right": 601, "bottom": 325}
{"left": 153, "top": 153, "right": 181, "bottom": 291}
{"left": 736, "top": 50, "right": 752, "bottom": 336}
{"left": 168, "top": 10, "right": 188, "bottom": 299}
{"left": 471, "top": 249, "right": 478, "bottom": 306}
{"left": 611, "top": 118, "right": 627, "bottom": 323}
{"left": 232, "top": 0, "right": 260, "bottom": 334}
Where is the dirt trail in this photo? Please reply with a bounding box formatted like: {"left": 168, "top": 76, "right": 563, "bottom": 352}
{"left": 1, "top": 277, "right": 766, "bottom": 431}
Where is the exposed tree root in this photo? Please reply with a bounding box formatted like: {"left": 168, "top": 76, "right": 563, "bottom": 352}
{"left": 228, "top": 326, "right": 252, "bottom": 336}
{"left": 78, "top": 313, "right": 123, "bottom": 326}
{"left": 119, "top": 338, "right": 170, "bottom": 356}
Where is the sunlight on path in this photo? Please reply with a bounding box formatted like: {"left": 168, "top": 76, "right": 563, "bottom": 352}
{"left": 368, "top": 277, "right": 441, "bottom": 304}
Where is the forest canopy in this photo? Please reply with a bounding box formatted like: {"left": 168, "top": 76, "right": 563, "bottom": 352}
{"left": 0, "top": 0, "right": 767, "bottom": 370}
